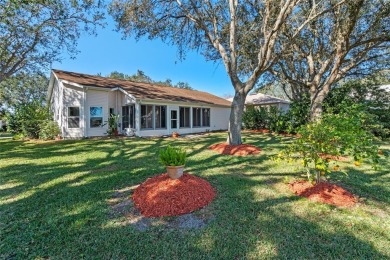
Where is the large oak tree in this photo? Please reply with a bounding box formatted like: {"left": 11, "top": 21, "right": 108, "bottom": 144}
{"left": 272, "top": 0, "right": 390, "bottom": 120}
{"left": 109, "top": 0, "right": 329, "bottom": 144}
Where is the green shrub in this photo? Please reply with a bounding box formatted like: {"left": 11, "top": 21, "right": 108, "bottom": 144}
{"left": 324, "top": 76, "right": 390, "bottom": 138}
{"left": 6, "top": 100, "right": 58, "bottom": 140}
{"left": 278, "top": 106, "right": 381, "bottom": 184}
{"left": 283, "top": 96, "right": 310, "bottom": 133}
{"left": 159, "top": 145, "right": 186, "bottom": 166}
{"left": 39, "top": 121, "right": 60, "bottom": 140}
{"left": 242, "top": 106, "right": 269, "bottom": 130}
{"left": 242, "top": 106, "right": 290, "bottom": 132}
{"left": 268, "top": 106, "right": 288, "bottom": 133}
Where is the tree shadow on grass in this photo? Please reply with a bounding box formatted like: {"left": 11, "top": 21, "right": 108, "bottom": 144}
{"left": 0, "top": 136, "right": 388, "bottom": 259}
{"left": 97, "top": 173, "right": 388, "bottom": 259}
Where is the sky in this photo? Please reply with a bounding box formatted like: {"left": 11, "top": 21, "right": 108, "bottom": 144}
{"left": 51, "top": 18, "right": 234, "bottom": 98}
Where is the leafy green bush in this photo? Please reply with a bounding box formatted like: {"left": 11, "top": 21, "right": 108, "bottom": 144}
{"left": 267, "top": 106, "right": 288, "bottom": 133}
{"left": 278, "top": 107, "right": 381, "bottom": 184}
{"left": 324, "top": 76, "right": 390, "bottom": 138}
{"left": 39, "top": 121, "right": 60, "bottom": 140}
{"left": 283, "top": 96, "right": 310, "bottom": 133}
{"left": 6, "top": 100, "right": 58, "bottom": 139}
{"left": 242, "top": 106, "right": 269, "bottom": 130}
{"left": 159, "top": 145, "right": 186, "bottom": 166}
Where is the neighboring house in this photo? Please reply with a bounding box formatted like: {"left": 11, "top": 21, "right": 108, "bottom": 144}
{"left": 227, "top": 93, "right": 290, "bottom": 112}
{"left": 47, "top": 70, "right": 231, "bottom": 138}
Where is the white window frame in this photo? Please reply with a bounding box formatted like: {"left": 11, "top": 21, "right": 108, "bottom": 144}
{"left": 67, "top": 106, "right": 80, "bottom": 129}
{"left": 90, "top": 106, "right": 103, "bottom": 128}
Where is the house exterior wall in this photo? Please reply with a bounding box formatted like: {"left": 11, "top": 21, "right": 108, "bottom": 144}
{"left": 62, "top": 84, "right": 84, "bottom": 138}
{"left": 50, "top": 78, "right": 64, "bottom": 136}
{"left": 86, "top": 88, "right": 109, "bottom": 137}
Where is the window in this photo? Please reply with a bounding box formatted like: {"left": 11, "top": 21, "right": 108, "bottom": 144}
{"left": 179, "top": 107, "right": 190, "bottom": 128}
{"left": 141, "top": 105, "right": 153, "bottom": 129}
{"left": 202, "top": 108, "right": 210, "bottom": 127}
{"left": 192, "top": 107, "right": 210, "bottom": 127}
{"left": 90, "top": 106, "right": 103, "bottom": 128}
{"left": 68, "top": 107, "right": 80, "bottom": 128}
{"left": 141, "top": 105, "right": 167, "bottom": 130}
{"left": 155, "top": 105, "right": 167, "bottom": 129}
{"left": 109, "top": 108, "right": 115, "bottom": 116}
{"left": 192, "top": 107, "right": 202, "bottom": 127}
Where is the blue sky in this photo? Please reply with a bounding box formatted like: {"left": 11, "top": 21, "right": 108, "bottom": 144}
{"left": 52, "top": 18, "right": 234, "bottom": 97}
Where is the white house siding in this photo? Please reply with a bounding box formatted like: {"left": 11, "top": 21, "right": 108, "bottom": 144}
{"left": 107, "top": 90, "right": 117, "bottom": 115}
{"left": 50, "top": 78, "right": 65, "bottom": 136}
{"left": 62, "top": 84, "right": 84, "bottom": 138}
{"left": 86, "top": 89, "right": 109, "bottom": 137}
{"left": 211, "top": 106, "right": 231, "bottom": 129}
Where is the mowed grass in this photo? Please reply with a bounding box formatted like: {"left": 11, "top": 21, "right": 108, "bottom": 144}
{"left": 0, "top": 132, "right": 389, "bottom": 259}
{"left": 0, "top": 132, "right": 12, "bottom": 138}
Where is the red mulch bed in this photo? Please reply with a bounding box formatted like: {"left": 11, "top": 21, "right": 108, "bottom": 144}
{"left": 133, "top": 173, "right": 215, "bottom": 217}
{"left": 209, "top": 143, "right": 261, "bottom": 156}
{"left": 246, "top": 129, "right": 270, "bottom": 133}
{"left": 276, "top": 132, "right": 301, "bottom": 137}
{"left": 319, "top": 153, "right": 348, "bottom": 161}
{"left": 288, "top": 180, "right": 357, "bottom": 207}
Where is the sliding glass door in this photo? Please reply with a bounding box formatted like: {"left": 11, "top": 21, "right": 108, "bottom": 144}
{"left": 122, "top": 105, "right": 135, "bottom": 130}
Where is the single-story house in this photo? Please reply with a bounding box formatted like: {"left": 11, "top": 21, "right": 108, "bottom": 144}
{"left": 47, "top": 70, "right": 231, "bottom": 138}
{"left": 227, "top": 93, "right": 290, "bottom": 112}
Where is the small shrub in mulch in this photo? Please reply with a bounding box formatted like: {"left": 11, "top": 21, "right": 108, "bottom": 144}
{"left": 288, "top": 180, "right": 357, "bottom": 207}
{"left": 209, "top": 143, "right": 261, "bottom": 156}
{"left": 133, "top": 173, "right": 215, "bottom": 217}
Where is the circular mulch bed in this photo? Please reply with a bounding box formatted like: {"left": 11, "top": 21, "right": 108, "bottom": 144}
{"left": 209, "top": 143, "right": 261, "bottom": 156}
{"left": 133, "top": 173, "right": 215, "bottom": 217}
{"left": 288, "top": 180, "right": 357, "bottom": 207}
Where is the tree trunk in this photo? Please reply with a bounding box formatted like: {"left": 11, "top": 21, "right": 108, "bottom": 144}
{"left": 309, "top": 87, "right": 326, "bottom": 121}
{"left": 227, "top": 91, "right": 247, "bottom": 145}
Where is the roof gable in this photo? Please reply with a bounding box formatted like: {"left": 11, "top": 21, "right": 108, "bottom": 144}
{"left": 53, "top": 69, "right": 231, "bottom": 107}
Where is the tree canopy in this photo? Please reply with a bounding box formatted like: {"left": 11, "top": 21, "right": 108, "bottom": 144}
{"left": 106, "top": 70, "right": 194, "bottom": 90}
{"left": 271, "top": 0, "right": 390, "bottom": 120}
{"left": 109, "top": 0, "right": 325, "bottom": 144}
{"left": 0, "top": 72, "right": 48, "bottom": 110}
{"left": 0, "top": 0, "right": 105, "bottom": 83}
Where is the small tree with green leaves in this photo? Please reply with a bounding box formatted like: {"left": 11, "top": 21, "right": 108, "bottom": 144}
{"left": 279, "top": 105, "right": 381, "bottom": 184}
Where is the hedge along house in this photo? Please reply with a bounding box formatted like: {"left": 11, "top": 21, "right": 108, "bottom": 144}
{"left": 47, "top": 70, "right": 231, "bottom": 138}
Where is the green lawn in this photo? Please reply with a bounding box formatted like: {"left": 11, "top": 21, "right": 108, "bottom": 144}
{"left": 0, "top": 132, "right": 12, "bottom": 138}
{"left": 0, "top": 133, "right": 389, "bottom": 259}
